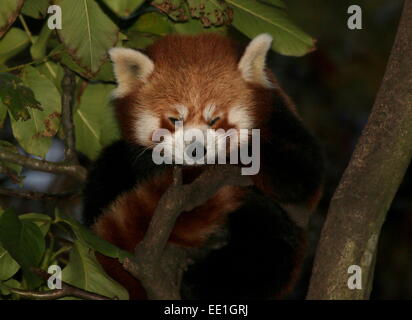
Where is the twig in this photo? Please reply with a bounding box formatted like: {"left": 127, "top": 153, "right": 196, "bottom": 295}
{"left": 2, "top": 267, "right": 114, "bottom": 300}
{"left": 2, "top": 286, "right": 113, "bottom": 300}
{"left": 49, "top": 245, "right": 72, "bottom": 262}
{"left": 0, "top": 187, "right": 81, "bottom": 200}
{"left": 0, "top": 163, "right": 22, "bottom": 184}
{"left": 123, "top": 165, "right": 252, "bottom": 300}
{"left": 0, "top": 268, "right": 115, "bottom": 300}
{"left": 18, "top": 15, "right": 34, "bottom": 44}
{"left": 61, "top": 68, "right": 78, "bottom": 163}
{"left": 0, "top": 54, "right": 58, "bottom": 73}
{"left": 0, "top": 150, "right": 87, "bottom": 182}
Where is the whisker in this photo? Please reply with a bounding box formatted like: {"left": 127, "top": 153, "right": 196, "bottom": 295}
{"left": 133, "top": 144, "right": 155, "bottom": 166}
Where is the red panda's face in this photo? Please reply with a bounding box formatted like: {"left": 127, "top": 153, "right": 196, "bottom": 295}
{"left": 132, "top": 90, "right": 255, "bottom": 164}
{"left": 110, "top": 33, "right": 274, "bottom": 164}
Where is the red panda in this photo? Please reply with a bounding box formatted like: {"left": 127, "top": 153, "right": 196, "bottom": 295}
{"left": 82, "top": 33, "right": 324, "bottom": 299}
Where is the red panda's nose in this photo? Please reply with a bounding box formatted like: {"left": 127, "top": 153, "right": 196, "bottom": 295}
{"left": 185, "top": 141, "right": 207, "bottom": 162}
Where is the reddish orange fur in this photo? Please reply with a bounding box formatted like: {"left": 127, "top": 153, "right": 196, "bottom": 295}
{"left": 93, "top": 167, "right": 245, "bottom": 299}
{"left": 113, "top": 33, "right": 266, "bottom": 144}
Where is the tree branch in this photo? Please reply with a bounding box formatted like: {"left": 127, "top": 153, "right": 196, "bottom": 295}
{"left": 61, "top": 68, "right": 78, "bottom": 163}
{"left": 0, "top": 150, "right": 87, "bottom": 182}
{"left": 123, "top": 165, "right": 252, "bottom": 300}
{"left": 2, "top": 284, "right": 114, "bottom": 300}
{"left": 0, "top": 268, "right": 114, "bottom": 300}
{"left": 307, "top": 0, "right": 412, "bottom": 300}
{"left": 0, "top": 187, "right": 81, "bottom": 200}
{"left": 0, "top": 163, "right": 22, "bottom": 184}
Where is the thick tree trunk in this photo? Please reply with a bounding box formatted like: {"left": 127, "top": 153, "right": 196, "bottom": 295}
{"left": 307, "top": 0, "right": 412, "bottom": 300}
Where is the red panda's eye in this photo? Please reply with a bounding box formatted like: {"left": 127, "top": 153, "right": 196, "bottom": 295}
{"left": 168, "top": 117, "right": 180, "bottom": 124}
{"left": 209, "top": 117, "right": 220, "bottom": 126}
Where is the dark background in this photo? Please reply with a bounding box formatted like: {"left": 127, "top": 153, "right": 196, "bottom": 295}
{"left": 1, "top": 0, "right": 410, "bottom": 299}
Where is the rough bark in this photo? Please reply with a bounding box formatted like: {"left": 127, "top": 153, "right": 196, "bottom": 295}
{"left": 61, "top": 68, "right": 78, "bottom": 163}
{"left": 307, "top": 0, "right": 412, "bottom": 299}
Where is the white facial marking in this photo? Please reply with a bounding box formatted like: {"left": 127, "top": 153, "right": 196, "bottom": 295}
{"left": 203, "top": 103, "right": 216, "bottom": 122}
{"left": 228, "top": 105, "right": 254, "bottom": 129}
{"left": 135, "top": 109, "right": 160, "bottom": 145}
{"left": 174, "top": 104, "right": 188, "bottom": 120}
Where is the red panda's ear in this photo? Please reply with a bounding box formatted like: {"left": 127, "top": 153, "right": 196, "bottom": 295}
{"left": 238, "top": 34, "right": 274, "bottom": 89}
{"left": 109, "top": 47, "right": 154, "bottom": 97}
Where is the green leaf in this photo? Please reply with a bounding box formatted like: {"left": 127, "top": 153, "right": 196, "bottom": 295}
{"left": 93, "top": 34, "right": 126, "bottom": 81}
{"left": 0, "top": 28, "right": 30, "bottom": 65}
{"left": 102, "top": 0, "right": 145, "bottom": 17}
{"left": 0, "top": 72, "right": 41, "bottom": 121}
{"left": 129, "top": 34, "right": 158, "bottom": 50}
{"left": 36, "top": 62, "right": 65, "bottom": 94}
{"left": 0, "top": 140, "right": 23, "bottom": 184}
{"left": 10, "top": 66, "right": 61, "bottom": 158}
{"left": 21, "top": 0, "right": 50, "bottom": 19}
{"left": 0, "top": 209, "right": 46, "bottom": 269}
{"left": 62, "top": 241, "right": 129, "bottom": 300}
{"left": 74, "top": 83, "right": 120, "bottom": 160}
{"left": 129, "top": 12, "right": 173, "bottom": 36}
{"left": 0, "top": 209, "right": 45, "bottom": 287}
{"left": 0, "top": 278, "right": 21, "bottom": 296}
{"left": 49, "top": 44, "right": 96, "bottom": 80}
{"left": 173, "top": 18, "right": 205, "bottom": 34}
{"left": 19, "top": 213, "right": 52, "bottom": 237}
{"left": 0, "top": 279, "right": 22, "bottom": 300}
{"left": 53, "top": 34, "right": 124, "bottom": 81}
{"left": 54, "top": 0, "right": 119, "bottom": 76}
{"left": 173, "top": 17, "right": 227, "bottom": 35}
{"left": 58, "top": 46, "right": 110, "bottom": 81}
{"left": 0, "top": 0, "right": 24, "bottom": 38}
{"left": 0, "top": 102, "right": 7, "bottom": 128}
{"left": 257, "top": 0, "right": 286, "bottom": 9}
{"left": 125, "top": 12, "right": 174, "bottom": 49}
{"left": 30, "top": 23, "right": 53, "bottom": 60}
{"left": 94, "top": 61, "right": 115, "bottom": 82}
{"left": 0, "top": 213, "right": 51, "bottom": 280}
{"left": 186, "top": 0, "right": 233, "bottom": 27}
{"left": 55, "top": 210, "right": 132, "bottom": 262}
{"left": 0, "top": 245, "right": 20, "bottom": 281}
{"left": 152, "top": 0, "right": 189, "bottom": 21}
{"left": 59, "top": 51, "right": 90, "bottom": 77}
{"left": 124, "top": 32, "right": 158, "bottom": 50}
{"left": 226, "top": 0, "right": 315, "bottom": 56}
{"left": 0, "top": 213, "right": 49, "bottom": 283}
